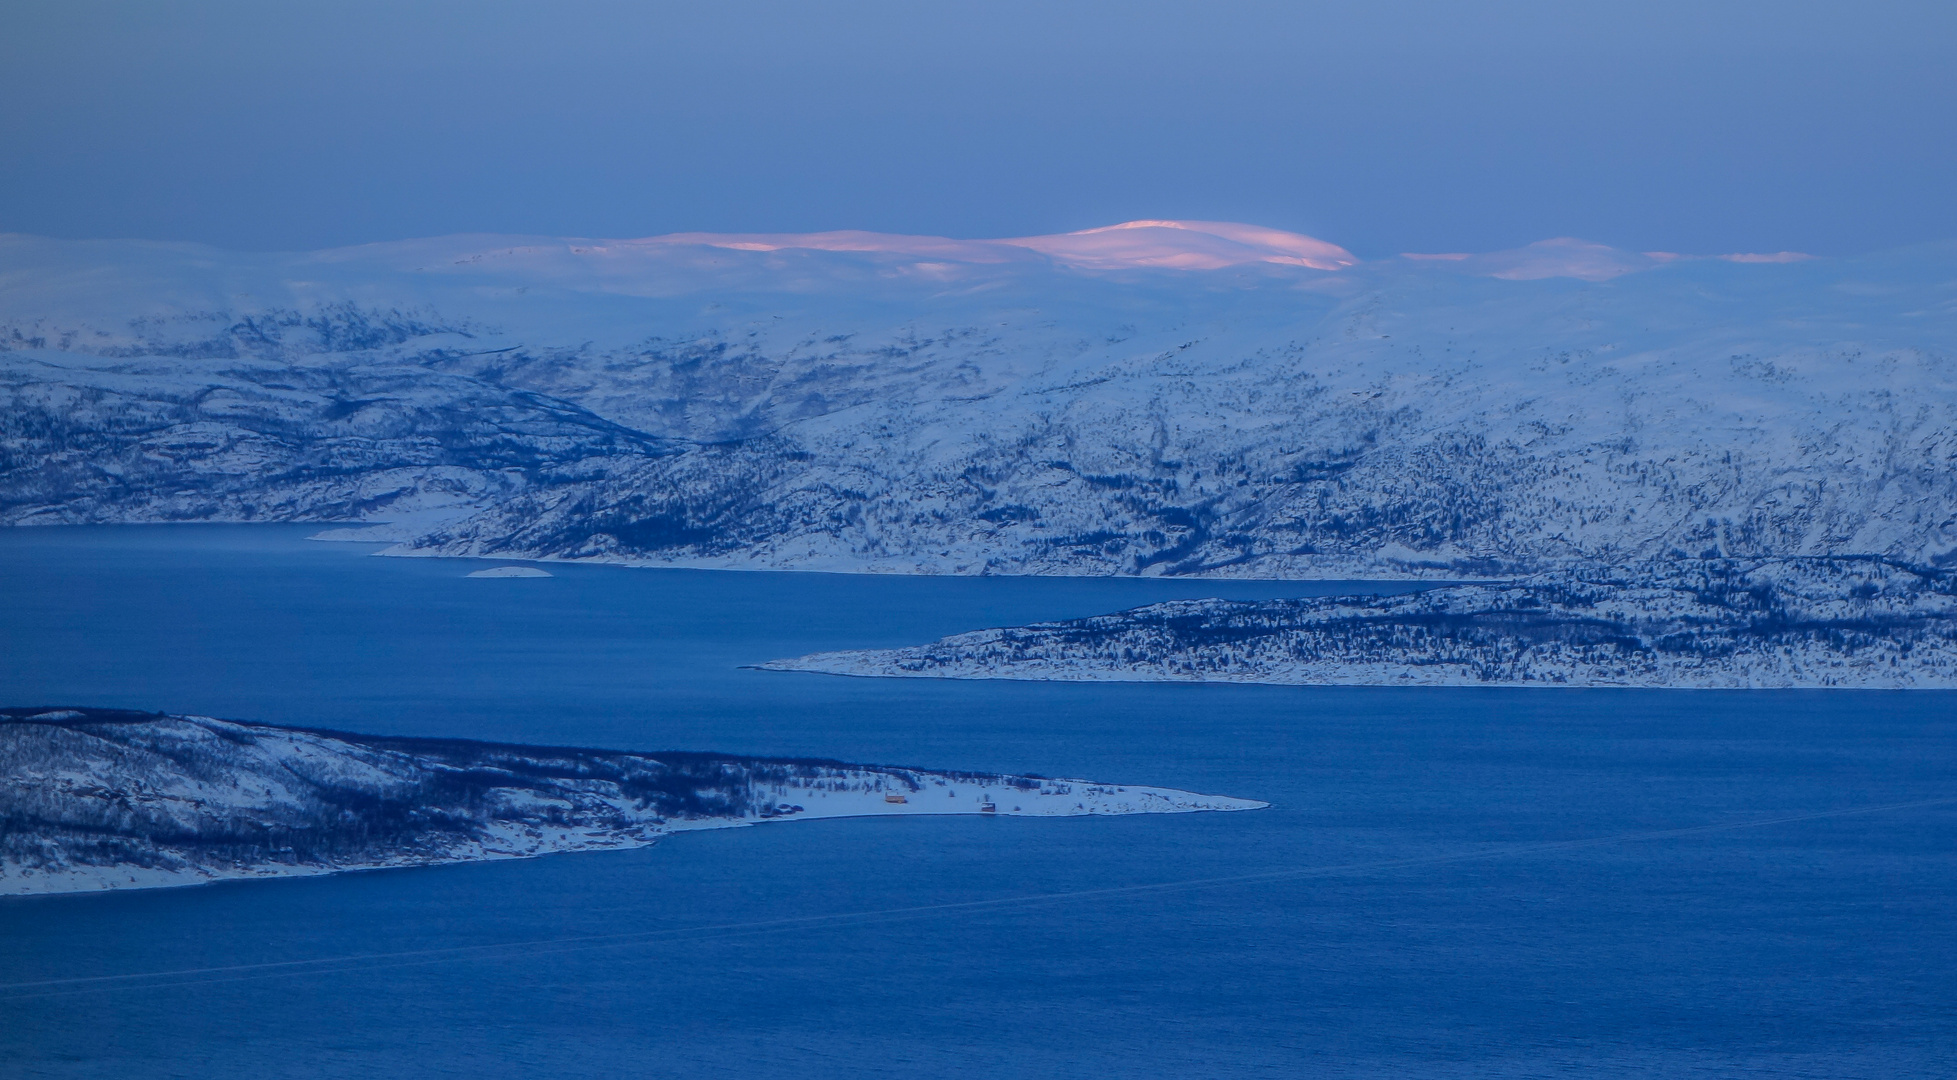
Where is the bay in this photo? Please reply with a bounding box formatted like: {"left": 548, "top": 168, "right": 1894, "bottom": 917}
{"left": 1, "top": 526, "right": 1953, "bottom": 1078}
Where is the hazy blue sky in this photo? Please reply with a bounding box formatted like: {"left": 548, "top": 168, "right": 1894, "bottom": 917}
{"left": 3, "top": 1, "right": 1952, "bottom": 256}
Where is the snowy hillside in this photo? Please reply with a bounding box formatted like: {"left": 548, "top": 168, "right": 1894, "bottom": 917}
{"left": 759, "top": 557, "right": 1957, "bottom": 688}
{"left": 4, "top": 224, "right": 1955, "bottom": 577}
{"left": 0, "top": 708, "right": 1263, "bottom": 896}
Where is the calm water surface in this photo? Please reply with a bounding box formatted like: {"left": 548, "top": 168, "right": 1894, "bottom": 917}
{"left": 2, "top": 526, "right": 1953, "bottom": 1078}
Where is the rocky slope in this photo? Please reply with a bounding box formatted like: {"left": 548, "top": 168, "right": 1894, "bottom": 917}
{"left": 0, "top": 707, "right": 1264, "bottom": 896}
{"left": 758, "top": 557, "right": 1957, "bottom": 688}
{"left": 4, "top": 227, "right": 1956, "bottom": 576}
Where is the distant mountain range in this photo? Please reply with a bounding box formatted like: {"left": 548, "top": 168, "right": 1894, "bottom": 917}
{"left": 0, "top": 707, "right": 1263, "bottom": 896}
{"left": 4, "top": 222, "right": 1954, "bottom": 580}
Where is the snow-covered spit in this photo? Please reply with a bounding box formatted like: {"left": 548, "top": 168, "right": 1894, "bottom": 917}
{"left": 5, "top": 226, "right": 1956, "bottom": 579}
{"left": 0, "top": 708, "right": 1264, "bottom": 897}
{"left": 759, "top": 557, "right": 1957, "bottom": 689}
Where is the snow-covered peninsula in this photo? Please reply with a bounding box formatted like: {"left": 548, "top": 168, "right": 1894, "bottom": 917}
{"left": 759, "top": 557, "right": 1957, "bottom": 689}
{"left": 0, "top": 708, "right": 1264, "bottom": 897}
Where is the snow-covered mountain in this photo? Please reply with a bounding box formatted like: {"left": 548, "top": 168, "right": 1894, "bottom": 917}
{"left": 0, "top": 708, "right": 1263, "bottom": 896}
{"left": 759, "top": 556, "right": 1957, "bottom": 689}
{"left": 4, "top": 223, "right": 1954, "bottom": 577}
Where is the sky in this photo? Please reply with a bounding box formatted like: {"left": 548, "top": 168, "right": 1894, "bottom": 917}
{"left": 2, "top": 1, "right": 1953, "bottom": 257}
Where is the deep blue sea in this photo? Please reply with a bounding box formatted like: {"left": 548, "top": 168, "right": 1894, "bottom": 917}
{"left": 2, "top": 526, "right": 1953, "bottom": 1078}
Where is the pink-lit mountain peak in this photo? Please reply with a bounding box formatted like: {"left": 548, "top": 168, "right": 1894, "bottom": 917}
{"left": 999, "top": 220, "right": 1359, "bottom": 271}
{"left": 631, "top": 220, "right": 1359, "bottom": 272}
{"left": 340, "top": 225, "right": 1812, "bottom": 287}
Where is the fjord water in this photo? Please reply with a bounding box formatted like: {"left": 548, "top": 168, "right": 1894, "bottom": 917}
{"left": 2, "top": 528, "right": 1953, "bottom": 1078}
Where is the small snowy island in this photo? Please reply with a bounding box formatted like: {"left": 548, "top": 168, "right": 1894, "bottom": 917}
{"left": 0, "top": 708, "right": 1264, "bottom": 896}
{"left": 760, "top": 557, "right": 1957, "bottom": 689}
